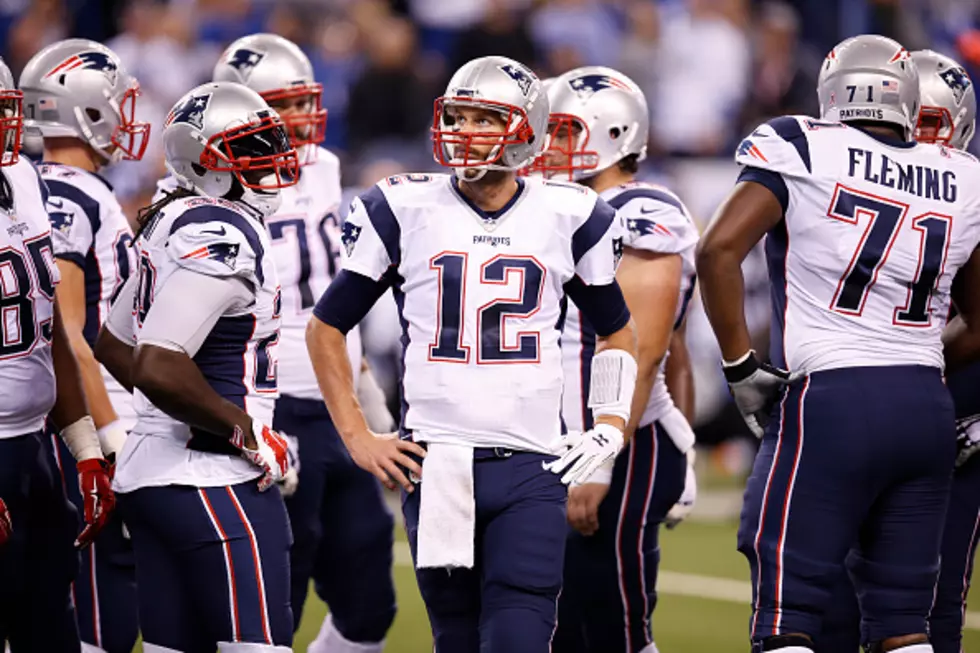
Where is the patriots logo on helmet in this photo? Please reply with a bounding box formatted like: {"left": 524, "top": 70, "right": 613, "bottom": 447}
{"left": 627, "top": 218, "right": 671, "bottom": 238}
{"left": 498, "top": 63, "right": 536, "bottom": 97}
{"left": 180, "top": 242, "right": 240, "bottom": 269}
{"left": 940, "top": 67, "right": 972, "bottom": 105}
{"left": 567, "top": 74, "right": 632, "bottom": 99}
{"left": 166, "top": 93, "right": 212, "bottom": 130}
{"left": 44, "top": 51, "right": 118, "bottom": 84}
{"left": 226, "top": 48, "right": 265, "bottom": 81}
{"left": 341, "top": 221, "right": 362, "bottom": 257}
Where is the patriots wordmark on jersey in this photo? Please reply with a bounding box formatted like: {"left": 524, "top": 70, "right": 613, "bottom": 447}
{"left": 561, "top": 181, "right": 698, "bottom": 434}
{"left": 0, "top": 160, "right": 61, "bottom": 437}
{"left": 736, "top": 116, "right": 980, "bottom": 372}
{"left": 111, "top": 195, "right": 282, "bottom": 491}
{"left": 42, "top": 162, "right": 137, "bottom": 429}
{"left": 336, "top": 173, "right": 622, "bottom": 454}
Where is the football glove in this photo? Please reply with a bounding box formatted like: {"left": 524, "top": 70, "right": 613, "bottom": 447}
{"left": 722, "top": 350, "right": 800, "bottom": 439}
{"left": 277, "top": 433, "right": 301, "bottom": 497}
{"left": 231, "top": 419, "right": 290, "bottom": 492}
{"left": 0, "top": 498, "right": 11, "bottom": 546}
{"left": 75, "top": 458, "right": 115, "bottom": 549}
{"left": 956, "top": 414, "right": 980, "bottom": 468}
{"left": 544, "top": 424, "right": 624, "bottom": 486}
{"left": 665, "top": 449, "right": 697, "bottom": 529}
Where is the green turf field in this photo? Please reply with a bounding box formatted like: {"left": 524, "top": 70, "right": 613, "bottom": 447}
{"left": 290, "top": 519, "right": 980, "bottom": 652}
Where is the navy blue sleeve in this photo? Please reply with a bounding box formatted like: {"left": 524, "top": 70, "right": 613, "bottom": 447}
{"left": 572, "top": 197, "right": 617, "bottom": 264}
{"left": 738, "top": 166, "right": 789, "bottom": 214}
{"left": 313, "top": 269, "right": 392, "bottom": 334}
{"left": 359, "top": 185, "right": 401, "bottom": 267}
{"left": 564, "top": 276, "right": 632, "bottom": 337}
{"left": 45, "top": 178, "right": 101, "bottom": 232}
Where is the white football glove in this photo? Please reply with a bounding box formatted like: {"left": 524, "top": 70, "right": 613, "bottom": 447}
{"left": 665, "top": 449, "right": 697, "bottom": 529}
{"left": 230, "top": 419, "right": 290, "bottom": 492}
{"left": 544, "top": 424, "right": 624, "bottom": 486}
{"left": 277, "top": 433, "right": 301, "bottom": 497}
{"left": 722, "top": 350, "right": 801, "bottom": 439}
{"left": 956, "top": 414, "right": 980, "bottom": 468}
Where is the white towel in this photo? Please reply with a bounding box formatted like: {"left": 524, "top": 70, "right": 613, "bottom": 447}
{"left": 416, "top": 442, "right": 476, "bottom": 569}
{"left": 658, "top": 405, "right": 696, "bottom": 454}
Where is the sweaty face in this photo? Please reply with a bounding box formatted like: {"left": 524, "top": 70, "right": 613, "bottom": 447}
{"left": 444, "top": 105, "right": 509, "bottom": 162}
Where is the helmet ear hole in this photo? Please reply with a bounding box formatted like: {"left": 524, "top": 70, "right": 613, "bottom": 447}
{"left": 191, "top": 162, "right": 207, "bottom": 176}
{"left": 609, "top": 126, "right": 621, "bottom": 139}
{"left": 86, "top": 108, "right": 102, "bottom": 123}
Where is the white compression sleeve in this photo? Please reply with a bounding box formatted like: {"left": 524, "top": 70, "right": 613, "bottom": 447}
{"left": 138, "top": 266, "right": 252, "bottom": 357}
{"left": 588, "top": 349, "right": 638, "bottom": 423}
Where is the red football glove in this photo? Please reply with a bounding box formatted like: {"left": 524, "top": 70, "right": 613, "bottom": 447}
{"left": 231, "top": 419, "right": 290, "bottom": 492}
{"left": 0, "top": 498, "right": 12, "bottom": 546}
{"left": 75, "top": 458, "right": 115, "bottom": 549}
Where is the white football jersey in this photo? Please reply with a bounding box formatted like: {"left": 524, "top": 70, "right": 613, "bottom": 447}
{"left": 736, "top": 116, "right": 980, "bottom": 372}
{"left": 341, "top": 173, "right": 620, "bottom": 453}
{"left": 561, "top": 182, "right": 698, "bottom": 433}
{"left": 0, "top": 160, "right": 61, "bottom": 437}
{"left": 112, "top": 195, "right": 281, "bottom": 491}
{"left": 155, "top": 146, "right": 361, "bottom": 400}
{"left": 41, "top": 163, "right": 137, "bottom": 430}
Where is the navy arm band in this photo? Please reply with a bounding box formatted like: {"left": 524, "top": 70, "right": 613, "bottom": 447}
{"left": 312, "top": 269, "right": 392, "bottom": 334}
{"left": 564, "top": 277, "right": 632, "bottom": 337}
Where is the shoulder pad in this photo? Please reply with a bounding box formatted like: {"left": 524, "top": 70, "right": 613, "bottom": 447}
{"left": 735, "top": 116, "right": 814, "bottom": 177}
{"left": 608, "top": 185, "right": 698, "bottom": 255}
{"left": 166, "top": 202, "right": 266, "bottom": 284}
{"left": 44, "top": 175, "right": 101, "bottom": 233}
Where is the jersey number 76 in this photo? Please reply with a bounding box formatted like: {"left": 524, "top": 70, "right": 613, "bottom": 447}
{"left": 828, "top": 185, "right": 951, "bottom": 326}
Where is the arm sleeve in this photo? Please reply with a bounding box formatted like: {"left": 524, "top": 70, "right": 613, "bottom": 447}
{"left": 564, "top": 276, "right": 632, "bottom": 337}
{"left": 104, "top": 273, "right": 137, "bottom": 343}
{"left": 138, "top": 266, "right": 252, "bottom": 356}
{"left": 312, "top": 269, "right": 392, "bottom": 335}
{"left": 341, "top": 185, "right": 401, "bottom": 281}
{"left": 572, "top": 196, "right": 620, "bottom": 286}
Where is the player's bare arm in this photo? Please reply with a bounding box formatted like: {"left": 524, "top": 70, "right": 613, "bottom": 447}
{"left": 94, "top": 328, "right": 135, "bottom": 393}
{"left": 665, "top": 315, "right": 695, "bottom": 422}
{"left": 944, "top": 246, "right": 980, "bottom": 372}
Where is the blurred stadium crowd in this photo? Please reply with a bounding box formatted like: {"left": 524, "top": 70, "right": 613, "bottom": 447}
{"left": 3, "top": 0, "right": 975, "bottom": 473}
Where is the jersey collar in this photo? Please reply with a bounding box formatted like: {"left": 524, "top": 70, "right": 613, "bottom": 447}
{"left": 449, "top": 175, "right": 527, "bottom": 230}
{"left": 849, "top": 125, "right": 917, "bottom": 149}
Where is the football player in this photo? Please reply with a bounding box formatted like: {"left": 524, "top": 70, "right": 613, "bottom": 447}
{"left": 307, "top": 55, "right": 637, "bottom": 653}
{"left": 94, "top": 81, "right": 294, "bottom": 651}
{"left": 0, "top": 55, "right": 114, "bottom": 651}
{"left": 528, "top": 66, "right": 699, "bottom": 653}
{"left": 697, "top": 34, "right": 980, "bottom": 653}
{"left": 19, "top": 38, "right": 150, "bottom": 653}
{"left": 208, "top": 34, "right": 397, "bottom": 651}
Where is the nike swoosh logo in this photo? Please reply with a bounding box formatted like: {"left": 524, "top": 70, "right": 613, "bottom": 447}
{"left": 48, "top": 198, "right": 64, "bottom": 209}
{"left": 202, "top": 226, "right": 227, "bottom": 236}
{"left": 640, "top": 207, "right": 658, "bottom": 214}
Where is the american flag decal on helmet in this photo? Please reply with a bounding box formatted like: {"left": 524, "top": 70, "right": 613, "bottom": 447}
{"left": 44, "top": 51, "right": 118, "bottom": 83}
{"left": 181, "top": 242, "right": 240, "bottom": 269}
{"left": 567, "top": 74, "right": 632, "bottom": 98}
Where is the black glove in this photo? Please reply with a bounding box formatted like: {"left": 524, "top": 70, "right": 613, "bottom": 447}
{"left": 722, "top": 351, "right": 800, "bottom": 439}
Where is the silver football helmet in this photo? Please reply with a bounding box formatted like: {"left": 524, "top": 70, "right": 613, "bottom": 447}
{"left": 163, "top": 82, "right": 299, "bottom": 218}
{"left": 0, "top": 56, "right": 22, "bottom": 166}
{"left": 432, "top": 55, "right": 548, "bottom": 179}
{"left": 529, "top": 66, "right": 648, "bottom": 180}
{"left": 818, "top": 35, "right": 920, "bottom": 140}
{"left": 19, "top": 38, "right": 150, "bottom": 163}
{"left": 213, "top": 33, "right": 326, "bottom": 164}
{"left": 912, "top": 49, "right": 976, "bottom": 150}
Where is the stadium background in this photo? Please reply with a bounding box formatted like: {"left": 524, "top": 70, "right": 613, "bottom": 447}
{"left": 2, "top": 0, "right": 979, "bottom": 649}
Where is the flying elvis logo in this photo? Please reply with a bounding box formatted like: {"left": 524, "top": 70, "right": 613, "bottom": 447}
{"left": 226, "top": 48, "right": 266, "bottom": 81}
{"left": 940, "top": 67, "right": 972, "bottom": 105}
{"left": 567, "top": 74, "right": 632, "bottom": 99}
{"left": 497, "top": 63, "right": 536, "bottom": 96}
{"left": 44, "top": 51, "right": 118, "bottom": 84}
{"left": 167, "top": 93, "right": 213, "bottom": 130}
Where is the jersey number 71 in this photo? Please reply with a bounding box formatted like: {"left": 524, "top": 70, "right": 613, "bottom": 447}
{"left": 828, "top": 185, "right": 951, "bottom": 326}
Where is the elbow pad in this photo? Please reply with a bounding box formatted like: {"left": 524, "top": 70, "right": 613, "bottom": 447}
{"left": 588, "top": 349, "right": 638, "bottom": 423}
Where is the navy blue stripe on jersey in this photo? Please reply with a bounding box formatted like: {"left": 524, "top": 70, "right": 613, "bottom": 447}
{"left": 170, "top": 206, "right": 266, "bottom": 285}
{"left": 28, "top": 160, "right": 49, "bottom": 203}
{"left": 393, "top": 284, "right": 411, "bottom": 438}
{"left": 449, "top": 176, "right": 527, "bottom": 223}
{"left": 765, "top": 219, "right": 789, "bottom": 369}
{"left": 607, "top": 188, "right": 685, "bottom": 214}
{"left": 564, "top": 277, "right": 631, "bottom": 337}
{"left": 45, "top": 178, "right": 102, "bottom": 234}
{"left": 674, "top": 273, "right": 697, "bottom": 331}
{"left": 313, "top": 269, "right": 393, "bottom": 335}
{"left": 572, "top": 197, "right": 617, "bottom": 264}
{"left": 359, "top": 185, "right": 402, "bottom": 267}
{"left": 948, "top": 361, "right": 980, "bottom": 420}
{"left": 739, "top": 166, "right": 789, "bottom": 214}
{"left": 193, "top": 314, "right": 253, "bottom": 407}
{"left": 82, "top": 248, "right": 103, "bottom": 347}
{"left": 578, "top": 310, "right": 597, "bottom": 432}
{"left": 767, "top": 116, "right": 811, "bottom": 172}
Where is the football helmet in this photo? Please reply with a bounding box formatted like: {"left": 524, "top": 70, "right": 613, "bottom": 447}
{"left": 817, "top": 34, "right": 920, "bottom": 140}
{"left": 529, "top": 66, "right": 648, "bottom": 180}
{"left": 0, "top": 57, "right": 22, "bottom": 166}
{"left": 19, "top": 39, "right": 149, "bottom": 163}
{"left": 432, "top": 55, "right": 548, "bottom": 178}
{"left": 912, "top": 49, "right": 976, "bottom": 150}
{"left": 213, "top": 33, "right": 326, "bottom": 164}
{"left": 162, "top": 82, "right": 299, "bottom": 218}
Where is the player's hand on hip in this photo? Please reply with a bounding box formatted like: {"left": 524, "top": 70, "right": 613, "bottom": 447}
{"left": 722, "top": 350, "right": 801, "bottom": 439}
{"left": 544, "top": 423, "right": 624, "bottom": 486}
{"left": 231, "top": 419, "right": 291, "bottom": 492}
{"left": 0, "top": 498, "right": 12, "bottom": 546}
{"left": 75, "top": 458, "right": 115, "bottom": 549}
{"left": 347, "top": 431, "right": 425, "bottom": 493}
{"left": 567, "top": 482, "right": 610, "bottom": 536}
{"left": 665, "top": 448, "right": 698, "bottom": 529}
